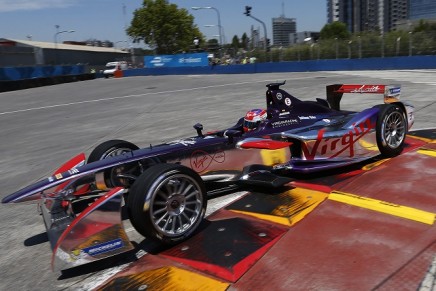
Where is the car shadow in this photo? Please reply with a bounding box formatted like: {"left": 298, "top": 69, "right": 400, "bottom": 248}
{"left": 24, "top": 232, "right": 49, "bottom": 246}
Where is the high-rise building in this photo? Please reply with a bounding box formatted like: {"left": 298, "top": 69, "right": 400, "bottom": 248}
{"left": 409, "top": 0, "right": 436, "bottom": 20}
{"left": 272, "top": 17, "right": 297, "bottom": 46}
{"left": 327, "top": 0, "right": 408, "bottom": 33}
{"left": 388, "top": 0, "right": 408, "bottom": 31}
{"left": 327, "top": 0, "right": 354, "bottom": 32}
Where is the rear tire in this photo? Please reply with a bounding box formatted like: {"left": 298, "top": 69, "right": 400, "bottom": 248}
{"left": 376, "top": 104, "right": 407, "bottom": 157}
{"left": 128, "top": 164, "right": 207, "bottom": 245}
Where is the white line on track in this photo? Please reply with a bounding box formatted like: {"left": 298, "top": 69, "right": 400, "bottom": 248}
{"left": 0, "top": 76, "right": 323, "bottom": 116}
{"left": 0, "top": 80, "right": 259, "bottom": 116}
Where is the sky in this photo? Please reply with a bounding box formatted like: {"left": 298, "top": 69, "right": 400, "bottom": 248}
{"left": 0, "top": 0, "right": 327, "bottom": 47}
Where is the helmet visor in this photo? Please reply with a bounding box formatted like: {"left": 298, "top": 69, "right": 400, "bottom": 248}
{"left": 243, "top": 119, "right": 259, "bottom": 131}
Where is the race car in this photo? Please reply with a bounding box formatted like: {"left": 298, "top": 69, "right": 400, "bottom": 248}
{"left": 2, "top": 82, "right": 414, "bottom": 271}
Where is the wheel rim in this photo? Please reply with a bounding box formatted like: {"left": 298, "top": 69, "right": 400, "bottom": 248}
{"left": 150, "top": 174, "right": 203, "bottom": 237}
{"left": 382, "top": 111, "right": 406, "bottom": 149}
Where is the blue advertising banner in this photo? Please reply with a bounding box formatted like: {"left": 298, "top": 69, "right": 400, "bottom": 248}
{"left": 144, "top": 52, "right": 208, "bottom": 68}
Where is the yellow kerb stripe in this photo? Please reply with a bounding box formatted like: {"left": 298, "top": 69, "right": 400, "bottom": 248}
{"left": 329, "top": 191, "right": 435, "bottom": 225}
{"left": 417, "top": 148, "right": 436, "bottom": 157}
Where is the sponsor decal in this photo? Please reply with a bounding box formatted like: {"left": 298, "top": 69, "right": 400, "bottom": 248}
{"left": 271, "top": 119, "right": 299, "bottom": 128}
{"left": 68, "top": 168, "right": 79, "bottom": 175}
{"left": 284, "top": 98, "right": 292, "bottom": 106}
{"left": 190, "top": 150, "right": 225, "bottom": 172}
{"left": 299, "top": 115, "right": 316, "bottom": 120}
{"left": 55, "top": 173, "right": 63, "bottom": 180}
{"left": 323, "top": 119, "right": 331, "bottom": 123}
{"left": 51, "top": 215, "right": 70, "bottom": 224}
{"left": 48, "top": 177, "right": 54, "bottom": 182}
{"left": 279, "top": 111, "right": 290, "bottom": 116}
{"left": 350, "top": 85, "right": 382, "bottom": 93}
{"left": 145, "top": 53, "right": 208, "bottom": 68}
{"left": 179, "top": 57, "right": 202, "bottom": 63}
{"left": 168, "top": 138, "right": 197, "bottom": 146}
{"left": 302, "top": 118, "right": 375, "bottom": 160}
{"left": 388, "top": 87, "right": 401, "bottom": 95}
{"left": 276, "top": 92, "right": 283, "bottom": 100}
{"left": 81, "top": 238, "right": 124, "bottom": 257}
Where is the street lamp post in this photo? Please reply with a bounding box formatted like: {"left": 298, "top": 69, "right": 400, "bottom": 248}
{"left": 358, "top": 36, "right": 362, "bottom": 59}
{"left": 204, "top": 24, "right": 224, "bottom": 39}
{"left": 54, "top": 25, "right": 75, "bottom": 64}
{"left": 192, "top": 6, "right": 223, "bottom": 57}
{"left": 409, "top": 32, "right": 413, "bottom": 56}
{"left": 396, "top": 37, "right": 401, "bottom": 56}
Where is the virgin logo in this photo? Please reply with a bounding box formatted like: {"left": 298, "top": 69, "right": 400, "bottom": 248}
{"left": 302, "top": 118, "right": 375, "bottom": 160}
{"left": 190, "top": 150, "right": 225, "bottom": 172}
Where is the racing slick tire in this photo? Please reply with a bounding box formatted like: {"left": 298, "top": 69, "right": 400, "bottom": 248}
{"left": 376, "top": 104, "right": 407, "bottom": 157}
{"left": 127, "top": 163, "right": 207, "bottom": 245}
{"left": 88, "top": 139, "right": 140, "bottom": 187}
{"left": 88, "top": 139, "right": 139, "bottom": 162}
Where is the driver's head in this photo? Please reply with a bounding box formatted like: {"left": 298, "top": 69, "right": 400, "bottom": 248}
{"left": 243, "top": 109, "right": 267, "bottom": 132}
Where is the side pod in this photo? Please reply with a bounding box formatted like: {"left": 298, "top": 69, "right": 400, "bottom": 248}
{"left": 51, "top": 187, "right": 134, "bottom": 271}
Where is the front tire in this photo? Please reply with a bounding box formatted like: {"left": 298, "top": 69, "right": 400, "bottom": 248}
{"left": 88, "top": 139, "right": 139, "bottom": 162}
{"left": 128, "top": 164, "right": 207, "bottom": 245}
{"left": 376, "top": 104, "right": 407, "bottom": 157}
{"left": 88, "top": 139, "right": 140, "bottom": 187}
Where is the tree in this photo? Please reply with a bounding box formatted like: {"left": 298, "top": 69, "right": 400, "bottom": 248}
{"left": 241, "top": 33, "right": 249, "bottom": 49}
{"left": 320, "top": 21, "right": 350, "bottom": 40}
{"left": 413, "top": 19, "right": 436, "bottom": 33}
{"left": 207, "top": 38, "right": 219, "bottom": 51}
{"left": 127, "top": 0, "right": 204, "bottom": 54}
{"left": 231, "top": 35, "right": 240, "bottom": 50}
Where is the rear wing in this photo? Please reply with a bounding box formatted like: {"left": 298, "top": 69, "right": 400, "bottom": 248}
{"left": 326, "top": 84, "right": 401, "bottom": 110}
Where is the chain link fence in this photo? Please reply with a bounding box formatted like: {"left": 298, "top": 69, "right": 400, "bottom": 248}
{"left": 247, "top": 31, "right": 436, "bottom": 63}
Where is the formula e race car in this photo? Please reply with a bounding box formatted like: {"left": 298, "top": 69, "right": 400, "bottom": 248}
{"left": 2, "top": 82, "right": 414, "bottom": 271}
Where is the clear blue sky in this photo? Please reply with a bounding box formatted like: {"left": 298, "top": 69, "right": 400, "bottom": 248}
{"left": 0, "top": 0, "right": 327, "bottom": 46}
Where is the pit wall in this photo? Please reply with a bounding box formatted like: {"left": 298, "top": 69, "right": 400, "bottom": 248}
{"left": 125, "top": 55, "right": 436, "bottom": 76}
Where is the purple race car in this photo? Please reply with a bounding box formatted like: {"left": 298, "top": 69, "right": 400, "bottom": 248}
{"left": 2, "top": 82, "right": 414, "bottom": 270}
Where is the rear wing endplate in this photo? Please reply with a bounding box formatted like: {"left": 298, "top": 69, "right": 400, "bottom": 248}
{"left": 326, "top": 84, "right": 401, "bottom": 110}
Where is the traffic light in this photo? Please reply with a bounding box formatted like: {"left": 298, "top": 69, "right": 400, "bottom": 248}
{"left": 266, "top": 38, "right": 271, "bottom": 52}
{"left": 244, "top": 6, "right": 252, "bottom": 16}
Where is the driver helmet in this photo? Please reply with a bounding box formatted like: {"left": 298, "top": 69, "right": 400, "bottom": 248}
{"left": 243, "top": 109, "right": 267, "bottom": 132}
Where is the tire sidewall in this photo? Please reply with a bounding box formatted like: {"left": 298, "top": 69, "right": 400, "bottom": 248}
{"left": 376, "top": 104, "right": 407, "bottom": 157}
{"left": 128, "top": 164, "right": 207, "bottom": 245}
{"left": 88, "top": 139, "right": 139, "bottom": 163}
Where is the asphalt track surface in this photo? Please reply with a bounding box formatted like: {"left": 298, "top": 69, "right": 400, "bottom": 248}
{"left": 0, "top": 70, "right": 435, "bottom": 290}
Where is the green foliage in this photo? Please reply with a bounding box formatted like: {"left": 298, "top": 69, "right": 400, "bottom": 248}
{"left": 413, "top": 19, "right": 436, "bottom": 33}
{"left": 127, "top": 0, "right": 204, "bottom": 54}
{"left": 241, "top": 33, "right": 249, "bottom": 49}
{"left": 231, "top": 35, "right": 240, "bottom": 49}
{"left": 320, "top": 21, "right": 350, "bottom": 40}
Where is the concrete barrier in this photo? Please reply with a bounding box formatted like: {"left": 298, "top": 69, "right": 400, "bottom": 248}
{"left": 123, "top": 55, "right": 436, "bottom": 77}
